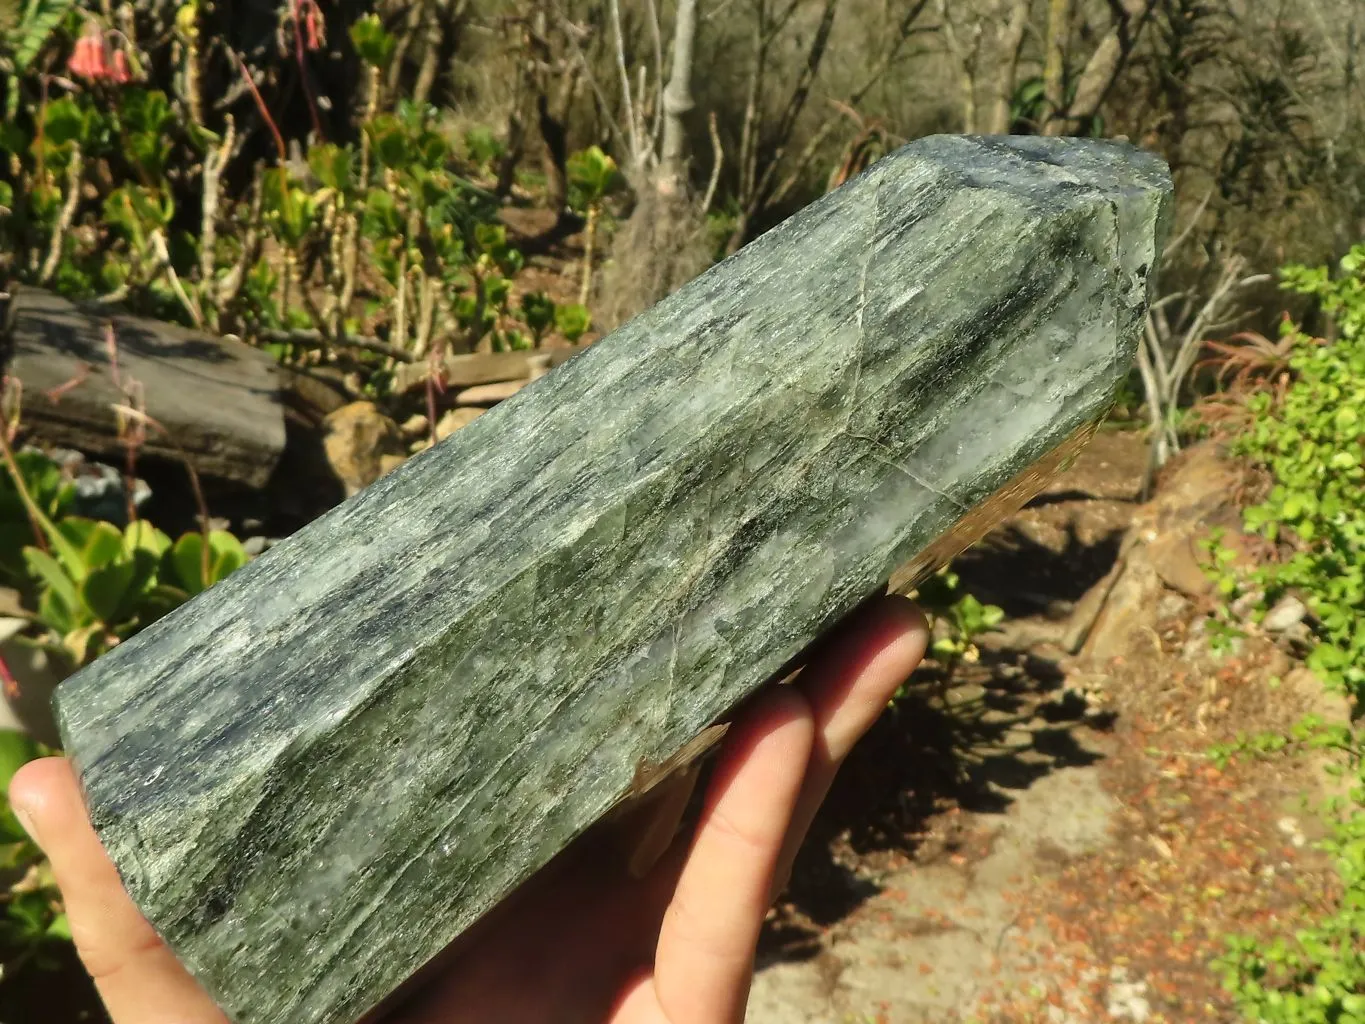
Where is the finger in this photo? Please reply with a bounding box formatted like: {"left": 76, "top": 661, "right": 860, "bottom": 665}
{"left": 772, "top": 595, "right": 928, "bottom": 895}
{"left": 652, "top": 687, "right": 813, "bottom": 1024}
{"left": 8, "top": 757, "right": 229, "bottom": 1024}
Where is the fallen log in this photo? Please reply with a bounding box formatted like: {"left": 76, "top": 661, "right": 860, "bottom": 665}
{"left": 1, "top": 287, "right": 286, "bottom": 488}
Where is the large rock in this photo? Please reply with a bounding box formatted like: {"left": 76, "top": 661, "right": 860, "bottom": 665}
{"left": 321, "top": 401, "right": 407, "bottom": 497}
{"left": 1067, "top": 442, "right": 1261, "bottom": 659}
{"left": 53, "top": 136, "right": 1172, "bottom": 1024}
{"left": 1, "top": 287, "right": 286, "bottom": 488}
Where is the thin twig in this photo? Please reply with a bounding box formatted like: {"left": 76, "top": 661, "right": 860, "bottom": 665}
{"left": 1164, "top": 188, "right": 1213, "bottom": 259}
{"left": 290, "top": 0, "right": 325, "bottom": 141}
{"left": 149, "top": 230, "right": 204, "bottom": 327}
{"left": 110, "top": 405, "right": 212, "bottom": 565}
{"left": 199, "top": 117, "right": 235, "bottom": 305}
{"left": 234, "top": 52, "right": 286, "bottom": 162}
{"left": 216, "top": 163, "right": 266, "bottom": 310}
{"left": 702, "top": 110, "right": 723, "bottom": 214}
{"left": 43, "top": 363, "right": 90, "bottom": 403}
{"left": 38, "top": 145, "right": 83, "bottom": 286}
{"left": 549, "top": 1, "right": 631, "bottom": 158}
{"left": 644, "top": 0, "right": 665, "bottom": 147}
{"left": 0, "top": 425, "right": 50, "bottom": 555}
{"left": 607, "top": 0, "right": 641, "bottom": 164}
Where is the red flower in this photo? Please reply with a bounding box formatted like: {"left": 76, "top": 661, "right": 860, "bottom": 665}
{"left": 68, "top": 26, "right": 107, "bottom": 80}
{"left": 68, "top": 19, "right": 134, "bottom": 84}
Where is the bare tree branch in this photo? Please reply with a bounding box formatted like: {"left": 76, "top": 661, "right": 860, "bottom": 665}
{"left": 657, "top": 0, "right": 700, "bottom": 196}
{"left": 1047, "top": 0, "right": 1159, "bottom": 135}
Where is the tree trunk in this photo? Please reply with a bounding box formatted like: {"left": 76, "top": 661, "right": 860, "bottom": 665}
{"left": 982, "top": 0, "right": 1031, "bottom": 134}
{"left": 656, "top": 0, "right": 699, "bottom": 197}
{"left": 1042, "top": 0, "right": 1070, "bottom": 128}
{"left": 537, "top": 92, "right": 570, "bottom": 215}
{"left": 1047, "top": 0, "right": 1158, "bottom": 136}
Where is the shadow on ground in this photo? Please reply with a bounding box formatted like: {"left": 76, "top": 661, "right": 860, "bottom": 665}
{"left": 760, "top": 517, "right": 1127, "bottom": 967}
{"left": 952, "top": 521, "right": 1125, "bottom": 619}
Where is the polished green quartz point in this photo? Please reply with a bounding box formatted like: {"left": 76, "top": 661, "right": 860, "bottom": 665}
{"left": 53, "top": 135, "right": 1172, "bottom": 1024}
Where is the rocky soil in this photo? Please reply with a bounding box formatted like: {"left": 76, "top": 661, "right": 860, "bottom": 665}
{"left": 747, "top": 431, "right": 1348, "bottom": 1024}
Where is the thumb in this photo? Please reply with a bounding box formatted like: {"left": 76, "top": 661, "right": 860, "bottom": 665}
{"left": 8, "top": 756, "right": 229, "bottom": 1024}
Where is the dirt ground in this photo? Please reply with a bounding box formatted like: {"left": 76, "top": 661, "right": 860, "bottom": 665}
{"left": 748, "top": 429, "right": 1347, "bottom": 1024}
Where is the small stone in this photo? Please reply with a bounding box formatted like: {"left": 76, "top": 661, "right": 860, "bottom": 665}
{"left": 434, "top": 406, "right": 484, "bottom": 441}
{"left": 1146, "top": 531, "right": 1212, "bottom": 599}
{"left": 1156, "top": 593, "right": 1188, "bottom": 620}
{"left": 1082, "top": 562, "right": 1163, "bottom": 662}
{"left": 39, "top": 447, "right": 151, "bottom": 526}
{"left": 399, "top": 414, "right": 429, "bottom": 439}
{"left": 455, "top": 378, "right": 528, "bottom": 406}
{"left": 1229, "top": 589, "right": 1264, "bottom": 621}
{"left": 321, "top": 401, "right": 406, "bottom": 497}
{"left": 1261, "top": 595, "right": 1308, "bottom": 633}
{"left": 243, "top": 537, "right": 270, "bottom": 557}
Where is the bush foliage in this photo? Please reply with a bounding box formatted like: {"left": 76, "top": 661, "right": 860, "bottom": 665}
{"left": 1215, "top": 247, "right": 1365, "bottom": 1024}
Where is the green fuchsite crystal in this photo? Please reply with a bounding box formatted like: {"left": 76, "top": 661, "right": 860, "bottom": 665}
{"left": 53, "top": 135, "right": 1172, "bottom": 1024}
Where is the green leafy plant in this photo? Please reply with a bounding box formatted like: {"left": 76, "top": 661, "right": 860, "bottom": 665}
{"left": 1214, "top": 243, "right": 1365, "bottom": 1023}
{"left": 2, "top": 0, "right": 80, "bottom": 115}
{"left": 0, "top": 446, "right": 250, "bottom": 975}
{"left": 554, "top": 302, "right": 591, "bottom": 344}
{"left": 567, "top": 145, "right": 625, "bottom": 305}
{"left": 901, "top": 566, "right": 1004, "bottom": 703}
{"left": 0, "top": 448, "right": 247, "bottom": 669}
{"left": 1, "top": 8, "right": 551, "bottom": 397}
{"left": 348, "top": 12, "right": 395, "bottom": 67}
{"left": 0, "top": 728, "right": 68, "bottom": 970}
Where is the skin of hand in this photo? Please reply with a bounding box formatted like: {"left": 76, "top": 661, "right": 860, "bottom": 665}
{"left": 8, "top": 595, "right": 927, "bottom": 1024}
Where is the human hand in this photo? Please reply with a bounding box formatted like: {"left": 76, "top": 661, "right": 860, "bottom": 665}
{"left": 8, "top": 595, "right": 927, "bottom": 1024}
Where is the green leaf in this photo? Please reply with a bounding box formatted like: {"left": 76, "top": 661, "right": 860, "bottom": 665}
{"left": 205, "top": 530, "right": 247, "bottom": 585}
{"left": 349, "top": 13, "right": 395, "bottom": 67}
{"left": 80, "top": 559, "right": 137, "bottom": 624}
{"left": 41, "top": 96, "right": 86, "bottom": 148}
{"left": 366, "top": 117, "right": 409, "bottom": 170}
{"left": 463, "top": 125, "right": 504, "bottom": 168}
{"left": 56, "top": 518, "right": 125, "bottom": 577}
{"left": 22, "top": 546, "right": 79, "bottom": 612}
{"left": 307, "top": 143, "right": 354, "bottom": 193}
{"left": 123, "top": 520, "right": 171, "bottom": 559}
{"left": 519, "top": 291, "right": 556, "bottom": 337}
{"left": 62, "top": 621, "right": 102, "bottom": 666}
{"left": 169, "top": 532, "right": 208, "bottom": 595}
{"left": 136, "top": 583, "right": 187, "bottom": 627}
{"left": 35, "top": 584, "right": 77, "bottom": 637}
{"left": 566, "top": 146, "right": 624, "bottom": 211}
{"left": 12, "top": 0, "right": 77, "bottom": 73}
{"left": 0, "top": 729, "right": 41, "bottom": 794}
{"left": 554, "top": 303, "right": 591, "bottom": 343}
{"left": 361, "top": 188, "right": 402, "bottom": 240}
